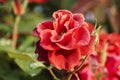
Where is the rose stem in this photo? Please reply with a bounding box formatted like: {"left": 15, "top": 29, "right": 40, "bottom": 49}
{"left": 98, "top": 43, "right": 108, "bottom": 80}
{"left": 48, "top": 67, "right": 58, "bottom": 80}
{"left": 75, "top": 55, "right": 89, "bottom": 72}
{"left": 74, "top": 73, "right": 80, "bottom": 80}
{"left": 67, "top": 55, "right": 89, "bottom": 80}
{"left": 67, "top": 73, "right": 73, "bottom": 80}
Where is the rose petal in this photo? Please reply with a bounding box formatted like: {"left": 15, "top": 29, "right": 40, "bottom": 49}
{"left": 64, "top": 18, "right": 79, "bottom": 30}
{"left": 73, "top": 13, "right": 84, "bottom": 25}
{"left": 53, "top": 10, "right": 72, "bottom": 19}
{"left": 53, "top": 10, "right": 72, "bottom": 34}
{"left": 73, "top": 26, "right": 90, "bottom": 46}
{"left": 53, "top": 18, "right": 68, "bottom": 34}
{"left": 86, "top": 22, "right": 94, "bottom": 33}
{"left": 48, "top": 49, "right": 81, "bottom": 70}
{"left": 80, "top": 36, "right": 96, "bottom": 55}
{"left": 105, "top": 55, "right": 120, "bottom": 76}
{"left": 51, "top": 29, "right": 76, "bottom": 50}
{"left": 35, "top": 40, "right": 49, "bottom": 62}
{"left": 51, "top": 26, "right": 91, "bottom": 50}
{"left": 33, "top": 21, "right": 53, "bottom": 36}
{"left": 64, "top": 13, "right": 85, "bottom": 31}
{"left": 40, "top": 29, "right": 59, "bottom": 50}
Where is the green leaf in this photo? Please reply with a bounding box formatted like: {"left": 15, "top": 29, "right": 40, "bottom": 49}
{"left": 30, "top": 62, "right": 46, "bottom": 69}
{"left": 8, "top": 51, "right": 47, "bottom": 76}
{"left": 0, "top": 44, "right": 46, "bottom": 76}
{"left": 8, "top": 52, "right": 36, "bottom": 61}
{"left": 15, "top": 58, "right": 42, "bottom": 76}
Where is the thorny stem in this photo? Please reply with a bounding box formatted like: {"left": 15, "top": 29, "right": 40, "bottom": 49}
{"left": 48, "top": 67, "right": 58, "bottom": 80}
{"left": 67, "top": 55, "right": 89, "bottom": 80}
{"left": 75, "top": 55, "right": 89, "bottom": 72}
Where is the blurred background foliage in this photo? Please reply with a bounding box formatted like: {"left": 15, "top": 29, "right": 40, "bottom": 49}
{"left": 0, "top": 0, "right": 120, "bottom": 80}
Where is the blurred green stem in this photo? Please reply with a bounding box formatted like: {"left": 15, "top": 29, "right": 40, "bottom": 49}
{"left": 22, "top": 0, "right": 29, "bottom": 14}
{"left": 12, "top": 15, "right": 20, "bottom": 49}
{"left": 98, "top": 43, "right": 108, "bottom": 80}
{"left": 101, "top": 43, "right": 108, "bottom": 66}
{"left": 48, "top": 67, "right": 58, "bottom": 80}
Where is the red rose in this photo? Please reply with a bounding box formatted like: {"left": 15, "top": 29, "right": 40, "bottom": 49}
{"left": 33, "top": 10, "right": 95, "bottom": 70}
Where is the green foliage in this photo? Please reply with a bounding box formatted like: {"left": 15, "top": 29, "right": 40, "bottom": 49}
{"left": 113, "top": 0, "right": 120, "bottom": 12}
{"left": 0, "top": 38, "right": 53, "bottom": 80}
{"left": 61, "top": 0, "right": 78, "bottom": 9}
{"left": 18, "top": 12, "right": 43, "bottom": 34}
{"left": 18, "top": 36, "right": 35, "bottom": 52}
{"left": 0, "top": 0, "right": 13, "bottom": 11}
{"left": 0, "top": 24, "right": 12, "bottom": 37}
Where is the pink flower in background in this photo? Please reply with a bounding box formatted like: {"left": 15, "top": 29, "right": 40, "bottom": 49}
{"left": 107, "top": 33, "right": 120, "bottom": 56}
{"left": 70, "top": 54, "right": 120, "bottom": 80}
{"left": 33, "top": 10, "right": 95, "bottom": 70}
{"left": 91, "top": 32, "right": 120, "bottom": 80}
{"left": 103, "top": 55, "right": 120, "bottom": 80}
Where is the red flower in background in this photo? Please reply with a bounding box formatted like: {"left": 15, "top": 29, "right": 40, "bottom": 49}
{"left": 68, "top": 54, "right": 120, "bottom": 80}
{"left": 97, "top": 33, "right": 120, "bottom": 56}
{"left": 33, "top": 10, "right": 95, "bottom": 70}
{"left": 107, "top": 33, "right": 120, "bottom": 56}
{"left": 13, "top": 0, "right": 22, "bottom": 15}
{"left": 29, "top": 0, "right": 47, "bottom": 4}
{"left": 103, "top": 55, "right": 120, "bottom": 80}
{"left": 0, "top": 0, "right": 6, "bottom": 4}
